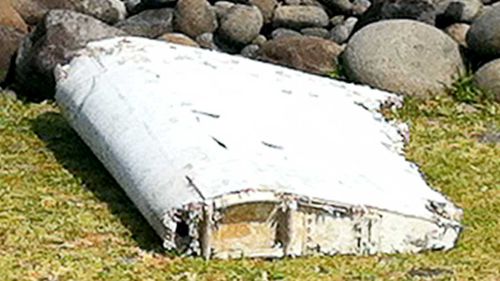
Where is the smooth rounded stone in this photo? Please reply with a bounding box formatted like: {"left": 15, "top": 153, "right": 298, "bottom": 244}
{"left": 300, "top": 27, "right": 330, "bottom": 38}
{"left": 213, "top": 1, "right": 235, "bottom": 20}
{"left": 354, "top": 0, "right": 438, "bottom": 32}
{"left": 342, "top": 19, "right": 465, "bottom": 98}
{"left": 157, "top": 32, "right": 200, "bottom": 47}
{"left": 329, "top": 16, "right": 357, "bottom": 44}
{"left": 258, "top": 36, "right": 343, "bottom": 75}
{"left": 271, "top": 28, "right": 303, "bottom": 39}
{"left": 329, "top": 24, "right": 350, "bottom": 44}
{"left": 218, "top": 5, "right": 264, "bottom": 46}
{"left": 0, "top": 0, "right": 28, "bottom": 33}
{"left": 252, "top": 34, "right": 267, "bottom": 46}
{"left": 14, "top": 9, "right": 126, "bottom": 99}
{"left": 0, "top": 26, "right": 25, "bottom": 82}
{"left": 196, "top": 32, "right": 220, "bottom": 50}
{"left": 249, "top": 0, "right": 278, "bottom": 24}
{"left": 474, "top": 58, "right": 500, "bottom": 101}
{"left": 466, "top": 4, "right": 500, "bottom": 58}
{"left": 319, "top": 0, "right": 353, "bottom": 13}
{"left": 273, "top": 6, "right": 329, "bottom": 30}
{"left": 115, "top": 8, "right": 174, "bottom": 38}
{"left": 436, "top": 0, "right": 483, "bottom": 23}
{"left": 444, "top": 23, "right": 470, "bottom": 46}
{"left": 174, "top": 0, "right": 218, "bottom": 38}
{"left": 240, "top": 44, "right": 260, "bottom": 58}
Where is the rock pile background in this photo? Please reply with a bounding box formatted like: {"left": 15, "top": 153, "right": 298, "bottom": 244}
{"left": 0, "top": 0, "right": 499, "bottom": 101}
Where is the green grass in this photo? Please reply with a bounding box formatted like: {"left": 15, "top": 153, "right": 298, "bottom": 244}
{"left": 446, "top": 70, "right": 496, "bottom": 104}
{"left": 0, "top": 92, "right": 499, "bottom": 280}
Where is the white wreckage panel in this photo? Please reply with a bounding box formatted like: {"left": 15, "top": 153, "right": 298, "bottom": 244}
{"left": 54, "top": 37, "right": 463, "bottom": 259}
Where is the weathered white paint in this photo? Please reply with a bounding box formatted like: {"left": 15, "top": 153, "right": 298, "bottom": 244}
{"left": 55, "top": 37, "right": 462, "bottom": 259}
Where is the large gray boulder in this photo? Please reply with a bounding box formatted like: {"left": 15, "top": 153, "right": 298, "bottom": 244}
{"left": 273, "top": 6, "right": 329, "bottom": 30}
{"left": 174, "top": 0, "right": 218, "bottom": 38}
{"left": 466, "top": 4, "right": 500, "bottom": 58}
{"left": 14, "top": 9, "right": 125, "bottom": 100}
{"left": 342, "top": 19, "right": 465, "bottom": 97}
{"left": 218, "top": 5, "right": 264, "bottom": 47}
{"left": 259, "top": 36, "right": 343, "bottom": 75}
{"left": 115, "top": 8, "right": 174, "bottom": 38}
{"left": 474, "top": 59, "right": 500, "bottom": 101}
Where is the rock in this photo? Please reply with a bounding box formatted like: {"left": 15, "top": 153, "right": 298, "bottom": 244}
{"left": 252, "top": 34, "right": 267, "bottom": 46}
{"left": 444, "top": 23, "right": 470, "bottom": 46}
{"left": 284, "top": 0, "right": 299, "bottom": 5}
{"left": 354, "top": 0, "right": 437, "bottom": 32}
{"left": 196, "top": 32, "right": 220, "bottom": 50}
{"left": 142, "top": 0, "right": 178, "bottom": 8}
{"left": 240, "top": 44, "right": 260, "bottom": 58}
{"left": 121, "top": 0, "right": 142, "bottom": 13}
{"left": 0, "top": 26, "right": 25, "bottom": 82}
{"left": 284, "top": 0, "right": 325, "bottom": 6}
{"left": 14, "top": 10, "right": 125, "bottom": 100}
{"left": 72, "top": 0, "right": 127, "bottom": 24}
{"left": 330, "top": 25, "right": 350, "bottom": 44}
{"left": 115, "top": 8, "right": 174, "bottom": 38}
{"left": 300, "top": 27, "right": 330, "bottom": 38}
{"left": 319, "top": 0, "right": 353, "bottom": 13}
{"left": 218, "top": 5, "right": 263, "bottom": 47}
{"left": 174, "top": 0, "right": 217, "bottom": 38}
{"left": 352, "top": 0, "right": 371, "bottom": 15}
{"left": 11, "top": 0, "right": 127, "bottom": 25}
{"left": 271, "top": 28, "right": 303, "bottom": 39}
{"left": 330, "top": 15, "right": 345, "bottom": 26}
{"left": 273, "top": 6, "right": 329, "bottom": 30}
{"left": 342, "top": 19, "right": 465, "bottom": 97}
{"left": 157, "top": 32, "right": 200, "bottom": 47}
{"left": 213, "top": 1, "right": 235, "bottom": 20}
{"left": 466, "top": 4, "right": 500, "bottom": 58}
{"left": 329, "top": 16, "right": 357, "bottom": 44}
{"left": 436, "top": 0, "right": 483, "bottom": 24}
{"left": 0, "top": 0, "right": 28, "bottom": 33}
{"left": 259, "top": 36, "right": 343, "bottom": 75}
{"left": 250, "top": 0, "right": 278, "bottom": 24}
{"left": 11, "top": 0, "right": 45, "bottom": 25}
{"left": 474, "top": 58, "right": 500, "bottom": 101}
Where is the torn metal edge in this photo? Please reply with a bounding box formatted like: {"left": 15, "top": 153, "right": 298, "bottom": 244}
{"left": 160, "top": 189, "right": 462, "bottom": 259}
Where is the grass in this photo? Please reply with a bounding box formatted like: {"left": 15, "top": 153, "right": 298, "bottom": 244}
{"left": 446, "top": 71, "right": 495, "bottom": 104}
{"left": 0, "top": 91, "right": 499, "bottom": 280}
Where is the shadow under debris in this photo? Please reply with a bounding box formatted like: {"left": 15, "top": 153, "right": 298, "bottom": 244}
{"left": 30, "top": 111, "right": 165, "bottom": 253}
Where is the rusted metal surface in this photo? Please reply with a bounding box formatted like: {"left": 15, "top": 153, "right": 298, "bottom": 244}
{"left": 55, "top": 37, "right": 462, "bottom": 259}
